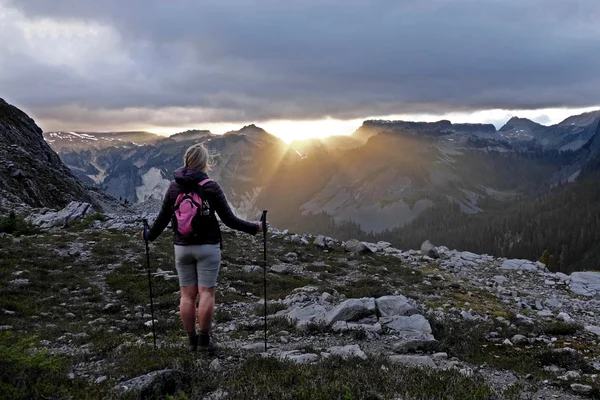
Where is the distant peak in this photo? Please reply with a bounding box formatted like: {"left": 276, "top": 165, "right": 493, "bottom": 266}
{"left": 240, "top": 124, "right": 265, "bottom": 133}
{"left": 499, "top": 117, "right": 544, "bottom": 132}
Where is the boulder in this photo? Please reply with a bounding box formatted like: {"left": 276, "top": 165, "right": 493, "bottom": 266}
{"left": 585, "top": 325, "right": 600, "bottom": 337}
{"left": 313, "top": 235, "right": 328, "bottom": 248}
{"left": 571, "top": 384, "right": 593, "bottom": 395}
{"left": 420, "top": 241, "right": 439, "bottom": 259}
{"left": 343, "top": 239, "right": 372, "bottom": 254}
{"left": 326, "top": 345, "right": 367, "bottom": 360}
{"left": 286, "top": 304, "right": 327, "bottom": 326}
{"left": 375, "top": 295, "right": 418, "bottom": 317}
{"left": 380, "top": 314, "right": 432, "bottom": 336}
{"left": 570, "top": 271, "right": 600, "bottom": 297}
{"left": 113, "top": 369, "right": 174, "bottom": 395}
{"left": 324, "top": 298, "right": 376, "bottom": 326}
{"left": 501, "top": 259, "right": 540, "bottom": 271}
{"left": 28, "top": 201, "right": 92, "bottom": 229}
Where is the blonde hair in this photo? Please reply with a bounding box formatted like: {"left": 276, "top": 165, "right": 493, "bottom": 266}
{"left": 184, "top": 143, "right": 216, "bottom": 172}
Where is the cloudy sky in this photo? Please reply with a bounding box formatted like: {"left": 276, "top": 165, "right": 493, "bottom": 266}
{"left": 1, "top": 0, "right": 599, "bottom": 141}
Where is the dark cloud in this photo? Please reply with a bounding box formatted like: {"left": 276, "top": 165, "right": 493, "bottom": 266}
{"left": 2, "top": 0, "right": 600, "bottom": 130}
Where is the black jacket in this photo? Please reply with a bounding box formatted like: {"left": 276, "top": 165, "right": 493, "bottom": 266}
{"left": 148, "top": 167, "right": 259, "bottom": 245}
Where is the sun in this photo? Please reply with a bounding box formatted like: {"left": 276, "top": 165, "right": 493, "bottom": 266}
{"left": 260, "top": 118, "right": 362, "bottom": 143}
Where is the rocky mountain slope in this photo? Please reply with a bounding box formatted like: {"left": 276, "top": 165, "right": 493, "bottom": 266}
{"left": 0, "top": 98, "right": 96, "bottom": 209}
{"left": 1, "top": 213, "right": 600, "bottom": 399}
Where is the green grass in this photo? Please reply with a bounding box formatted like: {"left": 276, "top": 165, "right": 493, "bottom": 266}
{"left": 0, "top": 211, "right": 39, "bottom": 236}
{"left": 541, "top": 321, "right": 582, "bottom": 336}
{"left": 0, "top": 332, "right": 100, "bottom": 399}
{"left": 217, "top": 356, "right": 494, "bottom": 400}
{"left": 335, "top": 277, "right": 390, "bottom": 299}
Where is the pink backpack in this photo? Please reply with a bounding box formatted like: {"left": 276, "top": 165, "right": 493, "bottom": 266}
{"left": 174, "top": 179, "right": 211, "bottom": 237}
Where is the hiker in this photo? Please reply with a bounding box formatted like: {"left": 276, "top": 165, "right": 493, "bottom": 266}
{"left": 142, "top": 143, "right": 268, "bottom": 352}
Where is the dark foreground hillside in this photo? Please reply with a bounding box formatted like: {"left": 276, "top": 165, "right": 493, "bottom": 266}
{"left": 1, "top": 214, "right": 600, "bottom": 399}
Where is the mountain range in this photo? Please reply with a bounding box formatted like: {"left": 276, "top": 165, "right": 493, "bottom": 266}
{"left": 1, "top": 97, "right": 598, "bottom": 271}
{"left": 43, "top": 110, "right": 600, "bottom": 229}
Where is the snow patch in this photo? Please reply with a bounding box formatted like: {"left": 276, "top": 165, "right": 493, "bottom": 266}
{"left": 135, "top": 168, "right": 171, "bottom": 203}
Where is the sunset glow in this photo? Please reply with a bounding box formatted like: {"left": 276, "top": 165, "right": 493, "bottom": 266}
{"left": 145, "top": 105, "right": 600, "bottom": 143}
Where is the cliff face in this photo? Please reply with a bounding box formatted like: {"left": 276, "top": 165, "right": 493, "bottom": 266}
{"left": 0, "top": 98, "right": 90, "bottom": 208}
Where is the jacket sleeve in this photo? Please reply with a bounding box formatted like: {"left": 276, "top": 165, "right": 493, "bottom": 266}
{"left": 210, "top": 182, "right": 259, "bottom": 235}
{"left": 148, "top": 182, "right": 176, "bottom": 241}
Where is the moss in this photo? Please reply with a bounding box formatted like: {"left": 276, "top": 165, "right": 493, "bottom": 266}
{"left": 541, "top": 321, "right": 582, "bottom": 336}
{"left": 252, "top": 302, "right": 287, "bottom": 317}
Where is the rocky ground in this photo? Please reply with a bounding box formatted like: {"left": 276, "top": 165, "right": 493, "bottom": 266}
{"left": 1, "top": 207, "right": 600, "bottom": 399}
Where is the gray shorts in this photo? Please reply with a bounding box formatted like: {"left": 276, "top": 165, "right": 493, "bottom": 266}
{"left": 174, "top": 244, "right": 221, "bottom": 287}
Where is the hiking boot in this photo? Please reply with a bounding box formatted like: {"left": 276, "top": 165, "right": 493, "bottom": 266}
{"left": 199, "top": 341, "right": 218, "bottom": 356}
{"left": 188, "top": 333, "right": 199, "bottom": 352}
{"left": 198, "top": 331, "right": 217, "bottom": 356}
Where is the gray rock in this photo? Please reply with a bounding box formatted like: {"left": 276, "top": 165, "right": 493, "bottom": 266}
{"left": 95, "top": 376, "right": 108, "bottom": 384}
{"left": 313, "top": 235, "right": 328, "bottom": 248}
{"left": 343, "top": 239, "right": 372, "bottom": 254}
{"left": 324, "top": 298, "right": 376, "bottom": 325}
{"left": 380, "top": 314, "right": 432, "bottom": 336}
{"left": 270, "top": 264, "right": 293, "bottom": 274}
{"left": 113, "top": 369, "right": 173, "bottom": 393}
{"left": 9, "top": 278, "right": 29, "bottom": 286}
{"left": 389, "top": 355, "right": 436, "bottom": 368}
{"left": 537, "top": 310, "right": 553, "bottom": 317}
{"left": 384, "top": 315, "right": 436, "bottom": 352}
{"left": 585, "top": 325, "right": 600, "bottom": 337}
{"left": 433, "top": 352, "right": 448, "bottom": 360}
{"left": 501, "top": 259, "right": 539, "bottom": 271}
{"left": 28, "top": 201, "right": 91, "bottom": 229}
{"left": 491, "top": 275, "right": 508, "bottom": 285}
{"left": 557, "top": 312, "right": 573, "bottom": 323}
{"left": 327, "top": 344, "right": 367, "bottom": 360}
{"left": 278, "top": 350, "right": 319, "bottom": 364}
{"left": 511, "top": 334, "right": 528, "bottom": 345}
{"left": 376, "top": 241, "right": 392, "bottom": 251}
{"left": 570, "top": 271, "right": 600, "bottom": 297}
{"left": 242, "top": 343, "right": 266, "bottom": 353}
{"left": 545, "top": 298, "right": 563, "bottom": 309}
{"left": 286, "top": 304, "right": 327, "bottom": 325}
{"left": 242, "top": 265, "right": 262, "bottom": 273}
{"left": 209, "top": 359, "right": 221, "bottom": 371}
{"left": 571, "top": 383, "right": 593, "bottom": 395}
{"left": 420, "top": 241, "right": 439, "bottom": 259}
{"left": 375, "top": 295, "right": 418, "bottom": 317}
{"left": 320, "top": 292, "right": 333, "bottom": 304}
{"left": 202, "top": 388, "right": 229, "bottom": 400}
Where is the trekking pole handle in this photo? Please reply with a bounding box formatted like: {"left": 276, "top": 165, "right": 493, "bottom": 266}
{"left": 142, "top": 218, "right": 150, "bottom": 244}
{"left": 260, "top": 210, "right": 268, "bottom": 229}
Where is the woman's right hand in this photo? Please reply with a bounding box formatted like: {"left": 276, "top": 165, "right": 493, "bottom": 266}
{"left": 257, "top": 220, "right": 270, "bottom": 233}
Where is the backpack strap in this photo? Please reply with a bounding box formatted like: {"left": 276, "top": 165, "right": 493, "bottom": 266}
{"left": 199, "top": 178, "right": 211, "bottom": 186}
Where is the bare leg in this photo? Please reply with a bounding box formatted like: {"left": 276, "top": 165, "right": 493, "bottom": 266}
{"left": 197, "top": 286, "right": 216, "bottom": 333}
{"left": 180, "top": 285, "right": 199, "bottom": 333}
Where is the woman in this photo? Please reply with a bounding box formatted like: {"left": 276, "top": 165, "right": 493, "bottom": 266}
{"left": 143, "top": 143, "right": 267, "bottom": 352}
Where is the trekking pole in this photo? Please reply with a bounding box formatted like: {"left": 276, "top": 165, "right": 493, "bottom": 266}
{"left": 143, "top": 219, "right": 157, "bottom": 350}
{"left": 260, "top": 210, "right": 268, "bottom": 352}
